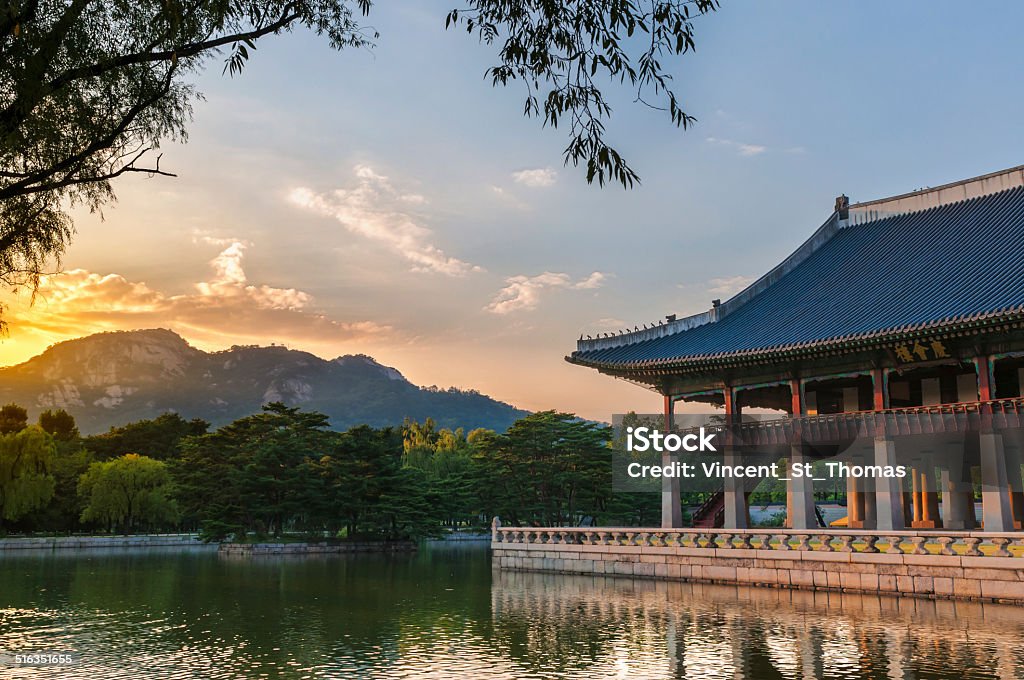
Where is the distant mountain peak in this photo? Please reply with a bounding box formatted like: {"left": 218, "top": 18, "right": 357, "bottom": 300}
{"left": 332, "top": 354, "right": 407, "bottom": 382}
{"left": 0, "top": 329, "right": 527, "bottom": 434}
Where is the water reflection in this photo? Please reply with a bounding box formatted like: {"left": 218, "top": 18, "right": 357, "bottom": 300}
{"left": 492, "top": 570, "right": 1024, "bottom": 679}
{"left": 0, "top": 545, "right": 1022, "bottom": 678}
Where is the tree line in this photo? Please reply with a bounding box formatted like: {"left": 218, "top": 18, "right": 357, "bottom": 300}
{"left": 0, "top": 402, "right": 661, "bottom": 541}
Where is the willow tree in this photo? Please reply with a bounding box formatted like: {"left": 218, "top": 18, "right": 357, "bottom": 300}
{"left": 0, "top": 0, "right": 719, "bottom": 326}
{"left": 78, "top": 453, "right": 178, "bottom": 533}
{"left": 0, "top": 424, "right": 56, "bottom": 527}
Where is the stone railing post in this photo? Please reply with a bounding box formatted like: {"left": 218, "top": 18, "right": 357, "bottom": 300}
{"left": 963, "top": 537, "right": 982, "bottom": 556}
{"left": 884, "top": 536, "right": 903, "bottom": 554}
{"left": 908, "top": 536, "right": 927, "bottom": 555}
{"left": 991, "top": 537, "right": 1012, "bottom": 557}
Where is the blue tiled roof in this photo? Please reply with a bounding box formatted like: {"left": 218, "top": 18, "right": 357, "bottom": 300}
{"left": 571, "top": 186, "right": 1024, "bottom": 368}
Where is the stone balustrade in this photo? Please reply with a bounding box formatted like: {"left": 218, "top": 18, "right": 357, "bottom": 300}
{"left": 492, "top": 524, "right": 1024, "bottom": 603}
{"left": 493, "top": 526, "right": 1023, "bottom": 557}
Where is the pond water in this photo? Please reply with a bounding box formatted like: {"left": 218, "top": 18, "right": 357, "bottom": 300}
{"left": 1, "top": 542, "right": 1022, "bottom": 679}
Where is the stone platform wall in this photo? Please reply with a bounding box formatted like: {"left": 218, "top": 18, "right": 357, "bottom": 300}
{"left": 492, "top": 527, "right": 1024, "bottom": 605}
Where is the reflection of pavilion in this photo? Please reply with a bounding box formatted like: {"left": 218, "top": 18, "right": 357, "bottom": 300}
{"left": 492, "top": 568, "right": 1024, "bottom": 679}
{"left": 568, "top": 166, "right": 1024, "bottom": 531}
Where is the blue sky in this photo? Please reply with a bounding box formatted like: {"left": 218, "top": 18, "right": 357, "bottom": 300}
{"left": 2, "top": 1, "right": 1023, "bottom": 420}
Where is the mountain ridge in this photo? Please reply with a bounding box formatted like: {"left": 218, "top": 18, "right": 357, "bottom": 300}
{"left": 0, "top": 329, "right": 528, "bottom": 434}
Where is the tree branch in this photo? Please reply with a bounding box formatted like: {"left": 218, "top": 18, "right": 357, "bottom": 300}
{"left": 47, "top": 8, "right": 302, "bottom": 92}
{"left": 0, "top": 69, "right": 177, "bottom": 199}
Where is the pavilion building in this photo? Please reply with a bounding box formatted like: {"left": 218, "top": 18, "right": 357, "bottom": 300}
{"left": 567, "top": 165, "right": 1024, "bottom": 533}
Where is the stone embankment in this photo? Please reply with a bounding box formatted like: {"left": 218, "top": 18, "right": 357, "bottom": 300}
{"left": 492, "top": 525, "right": 1024, "bottom": 604}
{"left": 0, "top": 534, "right": 203, "bottom": 550}
{"left": 219, "top": 541, "right": 417, "bottom": 556}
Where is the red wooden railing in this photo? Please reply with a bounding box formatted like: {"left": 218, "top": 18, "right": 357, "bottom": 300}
{"left": 678, "top": 397, "right": 1024, "bottom": 446}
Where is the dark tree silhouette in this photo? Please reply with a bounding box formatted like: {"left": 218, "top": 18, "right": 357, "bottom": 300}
{"left": 0, "top": 1, "right": 719, "bottom": 326}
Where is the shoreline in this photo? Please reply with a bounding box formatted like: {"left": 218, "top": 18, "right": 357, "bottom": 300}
{"left": 0, "top": 534, "right": 203, "bottom": 551}
{"left": 218, "top": 541, "right": 418, "bottom": 556}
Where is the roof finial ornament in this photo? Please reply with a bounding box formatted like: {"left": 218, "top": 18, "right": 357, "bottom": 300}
{"left": 835, "top": 194, "right": 850, "bottom": 220}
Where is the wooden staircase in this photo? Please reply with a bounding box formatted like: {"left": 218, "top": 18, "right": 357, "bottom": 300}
{"left": 692, "top": 492, "right": 725, "bottom": 528}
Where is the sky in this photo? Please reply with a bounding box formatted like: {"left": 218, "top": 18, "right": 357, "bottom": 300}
{"left": 2, "top": 1, "right": 1024, "bottom": 421}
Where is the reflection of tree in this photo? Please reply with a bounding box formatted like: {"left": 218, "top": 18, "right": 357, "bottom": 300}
{"left": 5, "top": 547, "right": 1024, "bottom": 678}
{"left": 492, "top": 571, "right": 674, "bottom": 675}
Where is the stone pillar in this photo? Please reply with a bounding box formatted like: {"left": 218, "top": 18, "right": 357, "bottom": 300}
{"left": 788, "top": 444, "right": 816, "bottom": 530}
{"left": 980, "top": 432, "right": 1014, "bottom": 532}
{"left": 942, "top": 447, "right": 975, "bottom": 530}
{"left": 874, "top": 437, "right": 906, "bottom": 531}
{"left": 925, "top": 469, "right": 941, "bottom": 527}
{"left": 723, "top": 451, "right": 748, "bottom": 529}
{"left": 863, "top": 476, "right": 878, "bottom": 529}
{"left": 1005, "top": 445, "right": 1024, "bottom": 530}
{"left": 868, "top": 366, "right": 892, "bottom": 532}
{"left": 661, "top": 395, "right": 683, "bottom": 528}
{"left": 722, "top": 386, "right": 748, "bottom": 530}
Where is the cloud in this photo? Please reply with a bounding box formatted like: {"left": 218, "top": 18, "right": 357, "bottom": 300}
{"left": 7, "top": 241, "right": 389, "bottom": 353}
{"left": 706, "top": 137, "right": 768, "bottom": 157}
{"left": 706, "top": 275, "right": 756, "bottom": 297}
{"left": 289, "top": 165, "right": 481, "bottom": 276}
{"left": 485, "top": 271, "right": 607, "bottom": 314}
{"left": 511, "top": 167, "right": 557, "bottom": 187}
{"left": 190, "top": 230, "right": 241, "bottom": 248}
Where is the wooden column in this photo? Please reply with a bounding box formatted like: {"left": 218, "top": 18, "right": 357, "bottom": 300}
{"left": 724, "top": 385, "right": 737, "bottom": 419}
{"left": 847, "top": 475, "right": 865, "bottom": 528}
{"left": 911, "top": 467, "right": 923, "bottom": 524}
{"left": 976, "top": 355, "right": 993, "bottom": 401}
{"left": 871, "top": 368, "right": 887, "bottom": 411}
{"left": 912, "top": 465, "right": 940, "bottom": 528}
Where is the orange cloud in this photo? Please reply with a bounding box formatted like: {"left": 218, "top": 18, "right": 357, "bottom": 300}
{"left": 0, "top": 241, "right": 391, "bottom": 366}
